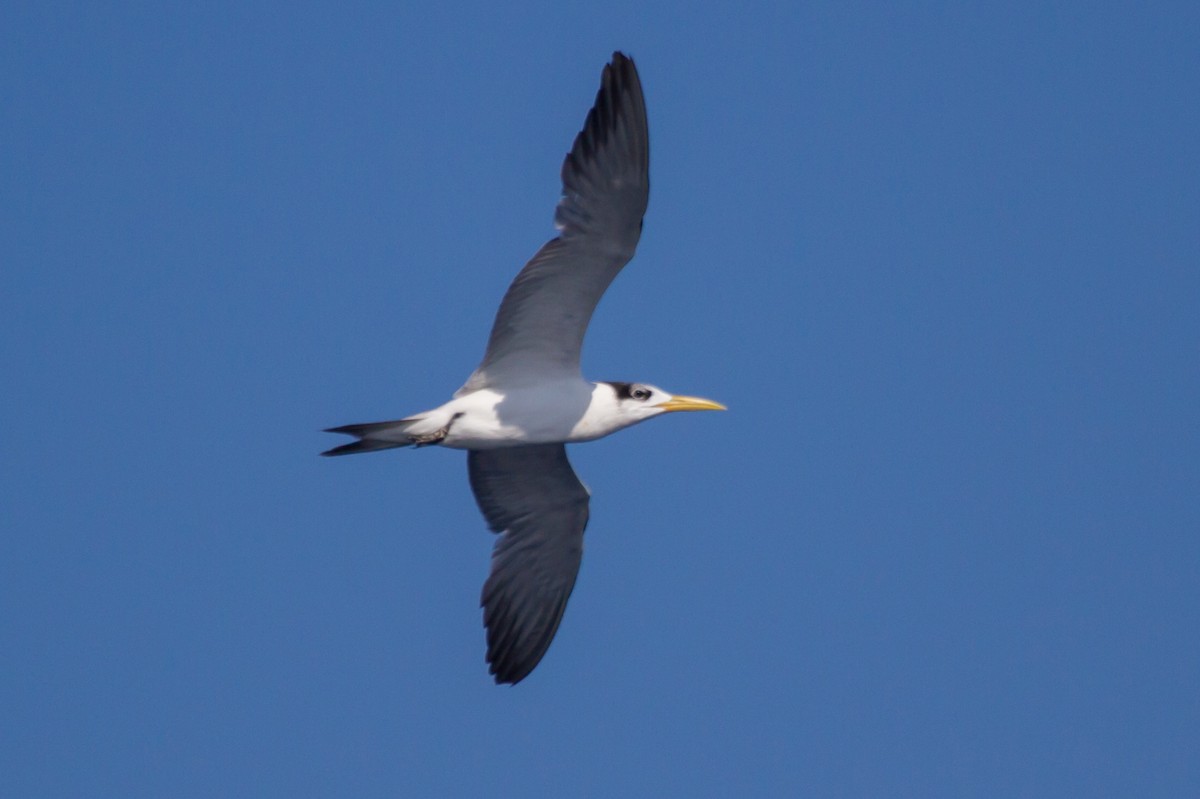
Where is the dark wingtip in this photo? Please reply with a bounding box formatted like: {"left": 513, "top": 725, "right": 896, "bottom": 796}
{"left": 481, "top": 587, "right": 573, "bottom": 686}
{"left": 491, "top": 670, "right": 524, "bottom": 686}
{"left": 489, "top": 657, "right": 537, "bottom": 686}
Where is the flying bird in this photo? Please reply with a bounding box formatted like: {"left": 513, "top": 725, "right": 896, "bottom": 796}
{"left": 323, "top": 52, "right": 724, "bottom": 684}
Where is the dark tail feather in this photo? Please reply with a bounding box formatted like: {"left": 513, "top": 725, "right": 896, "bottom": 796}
{"left": 321, "top": 439, "right": 405, "bottom": 456}
{"left": 320, "top": 418, "right": 417, "bottom": 457}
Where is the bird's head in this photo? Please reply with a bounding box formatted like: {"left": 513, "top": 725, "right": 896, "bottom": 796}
{"left": 597, "top": 381, "right": 726, "bottom": 427}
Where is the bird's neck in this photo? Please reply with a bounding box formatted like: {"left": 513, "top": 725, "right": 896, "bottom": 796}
{"left": 568, "top": 382, "right": 639, "bottom": 442}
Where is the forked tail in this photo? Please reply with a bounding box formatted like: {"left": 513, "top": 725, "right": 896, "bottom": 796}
{"left": 321, "top": 418, "right": 421, "bottom": 456}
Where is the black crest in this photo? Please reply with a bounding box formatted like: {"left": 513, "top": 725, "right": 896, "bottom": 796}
{"left": 603, "top": 381, "right": 648, "bottom": 401}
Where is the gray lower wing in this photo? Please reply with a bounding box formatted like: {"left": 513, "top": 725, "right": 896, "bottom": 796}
{"left": 462, "top": 52, "right": 649, "bottom": 392}
{"left": 467, "top": 444, "right": 590, "bottom": 684}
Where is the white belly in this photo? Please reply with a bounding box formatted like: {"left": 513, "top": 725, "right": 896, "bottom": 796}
{"left": 438, "top": 382, "right": 598, "bottom": 450}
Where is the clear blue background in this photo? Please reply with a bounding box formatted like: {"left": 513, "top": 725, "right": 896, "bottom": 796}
{"left": 3, "top": 2, "right": 1197, "bottom": 796}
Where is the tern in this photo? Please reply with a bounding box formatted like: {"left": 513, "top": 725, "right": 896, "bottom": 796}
{"left": 323, "top": 52, "right": 724, "bottom": 684}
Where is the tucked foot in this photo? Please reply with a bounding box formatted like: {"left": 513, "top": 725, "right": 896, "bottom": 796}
{"left": 410, "top": 413, "right": 462, "bottom": 447}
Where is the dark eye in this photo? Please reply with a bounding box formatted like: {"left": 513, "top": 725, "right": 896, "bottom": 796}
{"left": 631, "top": 386, "right": 651, "bottom": 401}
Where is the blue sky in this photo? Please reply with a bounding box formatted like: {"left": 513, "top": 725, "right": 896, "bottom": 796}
{"left": 3, "top": 2, "right": 1198, "bottom": 796}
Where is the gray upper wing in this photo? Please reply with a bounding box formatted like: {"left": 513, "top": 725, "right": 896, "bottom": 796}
{"left": 467, "top": 444, "right": 590, "bottom": 684}
{"left": 460, "top": 52, "right": 649, "bottom": 392}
